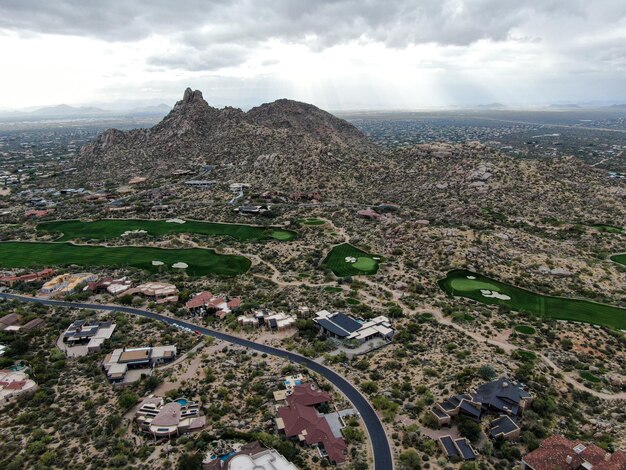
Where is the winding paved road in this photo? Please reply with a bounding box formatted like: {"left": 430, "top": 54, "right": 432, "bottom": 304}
{"left": 0, "top": 292, "right": 393, "bottom": 470}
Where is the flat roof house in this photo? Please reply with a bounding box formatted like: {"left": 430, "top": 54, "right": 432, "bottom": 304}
{"left": 135, "top": 396, "right": 206, "bottom": 438}
{"left": 102, "top": 345, "right": 177, "bottom": 384}
{"left": 438, "top": 435, "right": 478, "bottom": 461}
{"left": 238, "top": 310, "right": 296, "bottom": 330}
{"left": 313, "top": 310, "right": 395, "bottom": 343}
{"left": 522, "top": 435, "right": 626, "bottom": 470}
{"left": 490, "top": 415, "right": 521, "bottom": 441}
{"left": 63, "top": 320, "right": 116, "bottom": 354}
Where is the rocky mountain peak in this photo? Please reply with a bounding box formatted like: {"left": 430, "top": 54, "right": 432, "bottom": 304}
{"left": 76, "top": 88, "right": 374, "bottom": 180}
{"left": 181, "top": 87, "right": 204, "bottom": 104}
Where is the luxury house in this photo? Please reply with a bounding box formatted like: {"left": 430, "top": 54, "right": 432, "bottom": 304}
{"left": 276, "top": 383, "right": 347, "bottom": 465}
{"left": 313, "top": 310, "right": 395, "bottom": 343}
{"left": 62, "top": 320, "right": 116, "bottom": 354}
{"left": 135, "top": 396, "right": 206, "bottom": 438}
{"left": 432, "top": 378, "right": 531, "bottom": 461}
{"left": 102, "top": 345, "right": 177, "bottom": 384}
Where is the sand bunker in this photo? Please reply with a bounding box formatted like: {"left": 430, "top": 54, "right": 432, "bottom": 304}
{"left": 172, "top": 262, "right": 189, "bottom": 269}
{"left": 467, "top": 275, "right": 476, "bottom": 279}
{"left": 344, "top": 256, "right": 357, "bottom": 263}
{"left": 151, "top": 261, "right": 164, "bottom": 266}
{"left": 121, "top": 229, "right": 147, "bottom": 236}
{"left": 480, "top": 289, "right": 511, "bottom": 300}
{"left": 166, "top": 218, "right": 186, "bottom": 224}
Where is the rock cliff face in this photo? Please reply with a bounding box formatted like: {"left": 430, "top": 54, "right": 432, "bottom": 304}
{"left": 77, "top": 88, "right": 373, "bottom": 179}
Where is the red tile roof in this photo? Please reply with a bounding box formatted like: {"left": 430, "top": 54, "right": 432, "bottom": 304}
{"left": 523, "top": 435, "right": 626, "bottom": 470}
{"left": 227, "top": 297, "right": 242, "bottom": 308}
{"left": 278, "top": 401, "right": 346, "bottom": 463}
{"left": 185, "top": 291, "right": 213, "bottom": 309}
{"left": 287, "top": 383, "right": 332, "bottom": 407}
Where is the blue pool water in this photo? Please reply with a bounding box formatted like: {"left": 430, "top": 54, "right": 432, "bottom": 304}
{"left": 175, "top": 399, "right": 188, "bottom": 406}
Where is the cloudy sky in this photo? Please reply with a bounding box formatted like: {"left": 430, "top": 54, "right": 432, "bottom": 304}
{"left": 1, "top": 0, "right": 625, "bottom": 110}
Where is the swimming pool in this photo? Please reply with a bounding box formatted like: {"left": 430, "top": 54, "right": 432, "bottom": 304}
{"left": 284, "top": 379, "right": 302, "bottom": 386}
{"left": 175, "top": 398, "right": 188, "bottom": 406}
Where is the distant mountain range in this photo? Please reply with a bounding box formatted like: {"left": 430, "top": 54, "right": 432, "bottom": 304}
{"left": 0, "top": 103, "right": 172, "bottom": 120}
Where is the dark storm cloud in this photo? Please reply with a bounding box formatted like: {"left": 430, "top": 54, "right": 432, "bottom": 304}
{"left": 1, "top": 0, "right": 625, "bottom": 71}
{"left": 0, "top": 0, "right": 591, "bottom": 44}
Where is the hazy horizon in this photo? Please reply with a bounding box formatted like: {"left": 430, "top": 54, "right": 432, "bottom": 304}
{"left": 1, "top": 1, "right": 625, "bottom": 110}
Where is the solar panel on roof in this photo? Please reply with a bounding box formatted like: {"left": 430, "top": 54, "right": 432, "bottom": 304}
{"left": 316, "top": 318, "right": 349, "bottom": 337}
{"left": 455, "top": 439, "right": 476, "bottom": 460}
{"left": 440, "top": 436, "right": 459, "bottom": 457}
{"left": 331, "top": 313, "right": 362, "bottom": 333}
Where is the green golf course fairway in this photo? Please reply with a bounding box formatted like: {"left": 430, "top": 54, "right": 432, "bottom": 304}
{"left": 438, "top": 269, "right": 626, "bottom": 330}
{"left": 323, "top": 243, "right": 382, "bottom": 277}
{"left": 37, "top": 219, "right": 296, "bottom": 242}
{"left": 611, "top": 253, "right": 626, "bottom": 266}
{"left": 0, "top": 242, "right": 250, "bottom": 277}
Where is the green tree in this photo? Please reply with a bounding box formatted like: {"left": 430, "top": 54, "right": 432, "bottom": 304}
{"left": 457, "top": 417, "right": 482, "bottom": 443}
{"left": 118, "top": 390, "right": 139, "bottom": 410}
{"left": 398, "top": 449, "right": 421, "bottom": 470}
{"left": 477, "top": 364, "right": 496, "bottom": 381}
{"left": 178, "top": 453, "right": 203, "bottom": 470}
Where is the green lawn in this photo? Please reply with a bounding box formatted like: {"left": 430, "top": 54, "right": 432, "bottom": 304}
{"left": 438, "top": 269, "right": 626, "bottom": 330}
{"left": 611, "top": 253, "right": 626, "bottom": 266}
{"left": 322, "top": 243, "right": 382, "bottom": 277}
{"left": 0, "top": 242, "right": 250, "bottom": 277}
{"left": 37, "top": 219, "right": 297, "bottom": 242}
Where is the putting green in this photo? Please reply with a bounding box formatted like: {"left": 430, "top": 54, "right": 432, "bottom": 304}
{"left": 439, "top": 269, "right": 626, "bottom": 330}
{"left": 37, "top": 219, "right": 296, "bottom": 242}
{"left": 353, "top": 257, "right": 377, "bottom": 271}
{"left": 270, "top": 230, "right": 294, "bottom": 241}
{"left": 322, "top": 243, "right": 382, "bottom": 277}
{"left": 449, "top": 278, "right": 502, "bottom": 292}
{"left": 0, "top": 242, "right": 250, "bottom": 277}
